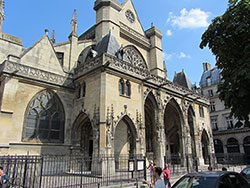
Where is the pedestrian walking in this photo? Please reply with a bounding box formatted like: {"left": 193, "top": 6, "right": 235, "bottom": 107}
{"left": 154, "top": 166, "right": 165, "bottom": 188}
{"left": 163, "top": 163, "right": 171, "bottom": 188}
{"left": 0, "top": 167, "right": 9, "bottom": 188}
{"left": 147, "top": 161, "right": 156, "bottom": 186}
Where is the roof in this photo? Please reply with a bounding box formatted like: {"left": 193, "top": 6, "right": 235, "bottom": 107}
{"left": 200, "top": 67, "right": 222, "bottom": 88}
{"left": 173, "top": 70, "right": 193, "bottom": 90}
{"left": 95, "top": 30, "right": 120, "bottom": 56}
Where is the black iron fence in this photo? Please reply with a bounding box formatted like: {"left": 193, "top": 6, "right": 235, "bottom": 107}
{"left": 215, "top": 153, "right": 250, "bottom": 165}
{"left": 0, "top": 154, "right": 146, "bottom": 188}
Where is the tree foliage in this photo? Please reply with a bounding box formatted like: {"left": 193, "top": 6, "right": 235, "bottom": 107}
{"left": 229, "top": 0, "right": 249, "bottom": 5}
{"left": 200, "top": 0, "right": 250, "bottom": 126}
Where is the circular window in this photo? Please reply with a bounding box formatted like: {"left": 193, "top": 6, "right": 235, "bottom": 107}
{"left": 125, "top": 10, "right": 135, "bottom": 23}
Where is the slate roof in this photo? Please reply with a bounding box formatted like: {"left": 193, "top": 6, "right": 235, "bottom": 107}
{"left": 200, "top": 67, "right": 222, "bottom": 88}
{"left": 173, "top": 70, "right": 193, "bottom": 90}
{"left": 95, "top": 30, "right": 120, "bottom": 56}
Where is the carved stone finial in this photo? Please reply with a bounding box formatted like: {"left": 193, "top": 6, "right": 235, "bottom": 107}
{"left": 70, "top": 9, "right": 78, "bottom": 37}
{"left": 45, "top": 29, "right": 49, "bottom": 35}
{"left": 51, "top": 30, "right": 55, "bottom": 44}
{"left": 124, "top": 105, "right": 127, "bottom": 113}
{"left": 0, "top": 0, "right": 4, "bottom": 32}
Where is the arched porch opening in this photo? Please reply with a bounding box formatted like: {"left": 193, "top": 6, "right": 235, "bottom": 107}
{"left": 114, "top": 115, "right": 137, "bottom": 170}
{"left": 201, "top": 130, "right": 210, "bottom": 164}
{"left": 72, "top": 113, "right": 93, "bottom": 158}
{"left": 164, "top": 99, "right": 184, "bottom": 165}
{"left": 144, "top": 92, "right": 160, "bottom": 163}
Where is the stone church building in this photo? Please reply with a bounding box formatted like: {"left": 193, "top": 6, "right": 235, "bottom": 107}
{"left": 0, "top": 0, "right": 214, "bottom": 168}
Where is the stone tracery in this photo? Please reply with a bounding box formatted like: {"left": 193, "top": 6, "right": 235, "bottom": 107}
{"left": 122, "top": 45, "right": 147, "bottom": 69}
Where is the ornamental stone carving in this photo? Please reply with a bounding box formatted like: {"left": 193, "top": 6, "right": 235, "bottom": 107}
{"left": 122, "top": 46, "right": 147, "bottom": 69}
{"left": 0, "top": 60, "right": 72, "bottom": 87}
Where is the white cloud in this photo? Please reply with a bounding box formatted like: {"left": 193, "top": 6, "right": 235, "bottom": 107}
{"left": 168, "top": 8, "right": 210, "bottom": 29}
{"left": 166, "top": 29, "right": 172, "bottom": 36}
{"left": 163, "top": 51, "right": 191, "bottom": 61}
{"left": 163, "top": 52, "right": 172, "bottom": 61}
{"left": 178, "top": 52, "right": 191, "bottom": 59}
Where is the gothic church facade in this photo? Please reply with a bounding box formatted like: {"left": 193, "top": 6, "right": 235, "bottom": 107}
{"left": 0, "top": 0, "right": 214, "bottom": 168}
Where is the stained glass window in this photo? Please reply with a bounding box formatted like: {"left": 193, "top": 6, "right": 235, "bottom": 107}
{"left": 23, "top": 90, "right": 65, "bottom": 143}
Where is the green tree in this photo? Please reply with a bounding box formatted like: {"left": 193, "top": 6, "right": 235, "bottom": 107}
{"left": 200, "top": 0, "right": 250, "bottom": 127}
{"left": 229, "top": 0, "right": 249, "bottom": 5}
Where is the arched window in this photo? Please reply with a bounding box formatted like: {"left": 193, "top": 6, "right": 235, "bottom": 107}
{"left": 82, "top": 82, "right": 86, "bottom": 98}
{"left": 76, "top": 82, "right": 86, "bottom": 99}
{"left": 122, "top": 45, "right": 147, "bottom": 69}
{"left": 227, "top": 138, "right": 240, "bottom": 153}
{"left": 243, "top": 136, "right": 250, "bottom": 154}
{"left": 119, "top": 79, "right": 125, "bottom": 96}
{"left": 214, "top": 139, "right": 224, "bottom": 153}
{"left": 125, "top": 80, "right": 131, "bottom": 97}
{"left": 23, "top": 90, "right": 65, "bottom": 143}
{"left": 77, "top": 84, "right": 81, "bottom": 99}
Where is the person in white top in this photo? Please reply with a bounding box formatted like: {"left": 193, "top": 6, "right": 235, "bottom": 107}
{"left": 154, "top": 166, "right": 166, "bottom": 188}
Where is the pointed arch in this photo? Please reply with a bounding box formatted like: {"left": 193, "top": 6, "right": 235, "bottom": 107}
{"left": 72, "top": 111, "right": 94, "bottom": 157}
{"left": 144, "top": 92, "right": 158, "bottom": 153}
{"left": 164, "top": 98, "right": 185, "bottom": 123}
{"left": 201, "top": 129, "right": 210, "bottom": 164}
{"left": 114, "top": 115, "right": 137, "bottom": 161}
{"left": 22, "top": 89, "right": 65, "bottom": 143}
{"left": 164, "top": 98, "right": 184, "bottom": 164}
{"left": 77, "top": 45, "right": 96, "bottom": 66}
{"left": 122, "top": 45, "right": 147, "bottom": 69}
{"left": 114, "top": 114, "right": 137, "bottom": 139}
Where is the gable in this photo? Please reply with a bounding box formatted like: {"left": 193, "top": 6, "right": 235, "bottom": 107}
{"left": 120, "top": 0, "right": 145, "bottom": 36}
{"left": 20, "top": 35, "right": 65, "bottom": 76}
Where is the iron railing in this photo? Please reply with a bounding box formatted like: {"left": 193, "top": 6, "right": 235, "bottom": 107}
{"left": 0, "top": 154, "right": 146, "bottom": 188}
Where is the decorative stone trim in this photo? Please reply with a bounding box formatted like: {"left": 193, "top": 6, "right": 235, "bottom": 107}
{"left": 145, "top": 26, "right": 163, "bottom": 39}
{"left": 94, "top": 0, "right": 122, "bottom": 11}
{"left": 0, "top": 60, "right": 73, "bottom": 87}
{"left": 120, "top": 23, "right": 150, "bottom": 46}
{"left": 74, "top": 53, "right": 209, "bottom": 102}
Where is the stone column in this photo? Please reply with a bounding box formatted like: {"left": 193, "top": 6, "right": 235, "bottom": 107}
{"left": 239, "top": 143, "right": 245, "bottom": 154}
{"left": 155, "top": 109, "right": 165, "bottom": 167}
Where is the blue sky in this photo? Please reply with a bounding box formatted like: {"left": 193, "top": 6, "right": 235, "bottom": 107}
{"left": 2, "top": 0, "right": 228, "bottom": 85}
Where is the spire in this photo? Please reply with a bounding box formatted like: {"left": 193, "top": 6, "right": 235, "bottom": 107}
{"left": 0, "top": 0, "right": 5, "bottom": 32}
{"left": 70, "top": 9, "right": 77, "bottom": 37}
{"left": 51, "top": 30, "right": 55, "bottom": 44}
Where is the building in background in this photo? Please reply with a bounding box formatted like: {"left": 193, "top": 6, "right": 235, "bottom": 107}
{"left": 200, "top": 62, "right": 250, "bottom": 163}
{"left": 0, "top": 0, "right": 214, "bottom": 172}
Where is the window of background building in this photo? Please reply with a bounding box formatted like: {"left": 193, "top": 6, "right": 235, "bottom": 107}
{"left": 210, "top": 101, "right": 216, "bottom": 112}
{"left": 208, "top": 89, "right": 213, "bottom": 97}
{"left": 211, "top": 118, "right": 218, "bottom": 130}
{"left": 206, "top": 77, "right": 212, "bottom": 86}
{"left": 199, "top": 106, "right": 204, "bottom": 117}
{"left": 226, "top": 117, "right": 234, "bottom": 129}
{"left": 214, "top": 139, "right": 224, "bottom": 153}
{"left": 227, "top": 138, "right": 240, "bottom": 153}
